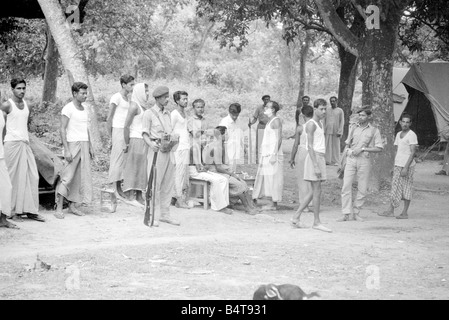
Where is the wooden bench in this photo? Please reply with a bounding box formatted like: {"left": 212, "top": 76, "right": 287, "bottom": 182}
{"left": 188, "top": 179, "right": 211, "bottom": 210}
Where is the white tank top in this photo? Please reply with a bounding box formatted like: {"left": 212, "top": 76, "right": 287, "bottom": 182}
{"left": 305, "top": 119, "right": 325, "bottom": 153}
{"left": 129, "top": 103, "right": 144, "bottom": 139}
{"left": 299, "top": 123, "right": 307, "bottom": 149}
{"left": 260, "top": 117, "right": 284, "bottom": 157}
{"left": 4, "top": 99, "right": 29, "bottom": 142}
{"left": 0, "top": 114, "right": 5, "bottom": 158}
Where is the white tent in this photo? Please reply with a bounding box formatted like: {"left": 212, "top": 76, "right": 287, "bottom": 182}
{"left": 393, "top": 67, "right": 410, "bottom": 122}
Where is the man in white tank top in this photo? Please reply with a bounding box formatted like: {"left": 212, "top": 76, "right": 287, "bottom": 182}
{"left": 292, "top": 99, "right": 332, "bottom": 233}
{"left": 54, "top": 82, "right": 93, "bottom": 219}
{"left": 0, "top": 110, "right": 19, "bottom": 229}
{"left": 289, "top": 105, "right": 314, "bottom": 212}
{"left": 107, "top": 75, "right": 135, "bottom": 198}
{"left": 252, "top": 101, "right": 284, "bottom": 211}
{"left": 0, "top": 78, "right": 44, "bottom": 223}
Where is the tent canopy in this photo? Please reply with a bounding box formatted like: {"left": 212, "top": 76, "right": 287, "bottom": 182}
{"left": 398, "top": 62, "right": 449, "bottom": 145}
{"left": 393, "top": 67, "right": 410, "bottom": 122}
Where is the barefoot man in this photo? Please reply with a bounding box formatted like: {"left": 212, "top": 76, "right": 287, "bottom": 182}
{"left": 0, "top": 108, "right": 18, "bottom": 229}
{"left": 292, "top": 99, "right": 332, "bottom": 233}
{"left": 252, "top": 101, "right": 284, "bottom": 211}
{"left": 187, "top": 99, "right": 233, "bottom": 215}
{"left": 107, "top": 75, "right": 135, "bottom": 199}
{"left": 54, "top": 82, "right": 94, "bottom": 219}
{"left": 379, "top": 114, "right": 418, "bottom": 219}
{"left": 1, "top": 78, "right": 44, "bottom": 223}
{"left": 171, "top": 91, "right": 191, "bottom": 209}
{"left": 289, "top": 105, "right": 314, "bottom": 212}
{"left": 122, "top": 83, "right": 149, "bottom": 206}
{"left": 323, "top": 96, "right": 344, "bottom": 166}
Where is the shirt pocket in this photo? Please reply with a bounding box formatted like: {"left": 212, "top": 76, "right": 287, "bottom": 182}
{"left": 151, "top": 117, "right": 164, "bottom": 135}
{"left": 362, "top": 133, "right": 374, "bottom": 146}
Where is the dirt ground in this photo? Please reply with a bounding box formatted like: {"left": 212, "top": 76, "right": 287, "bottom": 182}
{"left": 1, "top": 140, "right": 448, "bottom": 300}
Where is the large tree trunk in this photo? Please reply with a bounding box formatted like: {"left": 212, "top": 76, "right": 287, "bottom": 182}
{"left": 337, "top": 45, "right": 359, "bottom": 150}
{"left": 359, "top": 5, "right": 402, "bottom": 190}
{"left": 335, "top": 6, "right": 364, "bottom": 150}
{"left": 36, "top": 0, "right": 101, "bottom": 151}
{"left": 296, "top": 30, "right": 312, "bottom": 108}
{"left": 315, "top": 0, "right": 409, "bottom": 189}
{"left": 42, "top": 25, "right": 59, "bottom": 104}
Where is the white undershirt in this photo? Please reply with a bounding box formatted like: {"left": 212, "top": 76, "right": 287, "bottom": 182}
{"left": 61, "top": 102, "right": 89, "bottom": 142}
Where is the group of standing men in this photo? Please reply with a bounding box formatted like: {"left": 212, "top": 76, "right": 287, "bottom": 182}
{"left": 0, "top": 76, "right": 421, "bottom": 231}
{"left": 283, "top": 95, "right": 419, "bottom": 233}
{"left": 106, "top": 75, "right": 286, "bottom": 225}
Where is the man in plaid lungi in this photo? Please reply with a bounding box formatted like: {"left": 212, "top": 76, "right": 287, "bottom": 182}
{"left": 379, "top": 114, "right": 418, "bottom": 219}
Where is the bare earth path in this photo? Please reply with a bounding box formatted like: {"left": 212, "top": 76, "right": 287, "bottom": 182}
{"left": 1, "top": 141, "right": 448, "bottom": 300}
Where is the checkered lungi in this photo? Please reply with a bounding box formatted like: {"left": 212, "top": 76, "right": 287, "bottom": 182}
{"left": 390, "top": 166, "right": 415, "bottom": 208}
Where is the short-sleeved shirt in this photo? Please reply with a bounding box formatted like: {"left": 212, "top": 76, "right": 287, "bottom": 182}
{"left": 110, "top": 92, "right": 129, "bottom": 129}
{"left": 61, "top": 102, "right": 89, "bottom": 142}
{"left": 0, "top": 113, "right": 5, "bottom": 158}
{"left": 394, "top": 130, "right": 418, "bottom": 167}
{"left": 171, "top": 109, "right": 190, "bottom": 151}
{"left": 253, "top": 105, "right": 269, "bottom": 127}
{"left": 187, "top": 115, "right": 209, "bottom": 138}
{"left": 346, "top": 123, "right": 384, "bottom": 158}
{"left": 187, "top": 115, "right": 210, "bottom": 165}
{"left": 142, "top": 105, "right": 172, "bottom": 140}
{"left": 219, "top": 115, "right": 245, "bottom": 161}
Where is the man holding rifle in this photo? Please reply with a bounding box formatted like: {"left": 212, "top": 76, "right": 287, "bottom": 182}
{"left": 142, "top": 86, "right": 180, "bottom": 227}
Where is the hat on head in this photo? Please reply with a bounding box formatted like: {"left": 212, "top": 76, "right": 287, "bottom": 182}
{"left": 152, "top": 86, "right": 169, "bottom": 98}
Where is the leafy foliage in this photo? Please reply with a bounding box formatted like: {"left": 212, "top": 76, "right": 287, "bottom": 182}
{"left": 0, "top": 18, "right": 47, "bottom": 82}
{"left": 399, "top": 0, "right": 449, "bottom": 61}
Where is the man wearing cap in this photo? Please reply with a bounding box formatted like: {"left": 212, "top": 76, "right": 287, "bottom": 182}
{"left": 338, "top": 107, "right": 383, "bottom": 222}
{"left": 142, "top": 86, "right": 180, "bottom": 226}
{"left": 249, "top": 95, "right": 270, "bottom": 164}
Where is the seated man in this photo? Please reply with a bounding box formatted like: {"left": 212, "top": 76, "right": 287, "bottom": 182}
{"left": 203, "top": 126, "right": 258, "bottom": 215}
{"left": 187, "top": 99, "right": 233, "bottom": 214}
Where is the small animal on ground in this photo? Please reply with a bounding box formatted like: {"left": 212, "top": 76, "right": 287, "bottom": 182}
{"left": 253, "top": 284, "right": 320, "bottom": 300}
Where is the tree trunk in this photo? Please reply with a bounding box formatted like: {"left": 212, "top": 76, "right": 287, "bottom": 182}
{"left": 189, "top": 21, "right": 215, "bottom": 78}
{"left": 337, "top": 45, "right": 359, "bottom": 150}
{"left": 42, "top": 25, "right": 59, "bottom": 104}
{"left": 296, "top": 30, "right": 312, "bottom": 108}
{"left": 36, "top": 0, "right": 101, "bottom": 151}
{"left": 315, "top": 0, "right": 409, "bottom": 189}
{"left": 359, "top": 8, "right": 402, "bottom": 190}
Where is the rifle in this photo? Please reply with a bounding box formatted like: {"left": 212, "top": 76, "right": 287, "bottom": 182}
{"left": 144, "top": 151, "right": 158, "bottom": 227}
